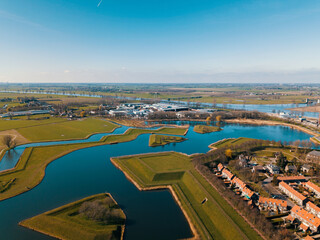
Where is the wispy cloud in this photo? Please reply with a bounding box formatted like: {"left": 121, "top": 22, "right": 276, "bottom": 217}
{"left": 0, "top": 10, "right": 56, "bottom": 33}
{"left": 97, "top": 0, "right": 103, "bottom": 7}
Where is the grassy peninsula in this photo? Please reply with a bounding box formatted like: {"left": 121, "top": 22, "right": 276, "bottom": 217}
{"left": 149, "top": 134, "right": 187, "bottom": 147}
{"left": 20, "top": 193, "right": 125, "bottom": 240}
{"left": 193, "top": 125, "right": 221, "bottom": 134}
{"left": 111, "top": 152, "right": 262, "bottom": 240}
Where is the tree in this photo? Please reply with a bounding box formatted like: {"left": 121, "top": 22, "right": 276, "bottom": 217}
{"left": 2, "top": 135, "right": 16, "bottom": 149}
{"left": 216, "top": 115, "right": 221, "bottom": 122}
{"left": 272, "top": 175, "right": 279, "bottom": 186}
{"left": 225, "top": 149, "right": 233, "bottom": 159}
{"left": 80, "top": 110, "right": 86, "bottom": 118}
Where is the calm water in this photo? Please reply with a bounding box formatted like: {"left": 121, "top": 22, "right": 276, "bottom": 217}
{"left": 0, "top": 123, "right": 314, "bottom": 240}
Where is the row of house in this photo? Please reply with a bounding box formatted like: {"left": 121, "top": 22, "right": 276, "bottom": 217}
{"left": 277, "top": 175, "right": 307, "bottom": 183}
{"left": 258, "top": 197, "right": 287, "bottom": 212}
{"left": 305, "top": 181, "right": 320, "bottom": 198}
{"left": 279, "top": 181, "right": 307, "bottom": 206}
{"left": 219, "top": 165, "right": 258, "bottom": 200}
{"left": 290, "top": 205, "right": 320, "bottom": 232}
{"left": 306, "top": 201, "right": 320, "bottom": 219}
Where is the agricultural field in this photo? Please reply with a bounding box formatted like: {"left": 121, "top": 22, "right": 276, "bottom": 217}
{"left": 112, "top": 152, "right": 262, "bottom": 240}
{"left": 20, "top": 193, "right": 125, "bottom": 240}
{"left": 149, "top": 134, "right": 187, "bottom": 147}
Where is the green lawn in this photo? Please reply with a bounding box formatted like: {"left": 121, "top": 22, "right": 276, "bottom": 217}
{"left": 17, "top": 118, "right": 119, "bottom": 141}
{"left": 193, "top": 125, "right": 221, "bottom": 134}
{"left": 20, "top": 193, "right": 125, "bottom": 240}
{"left": 0, "top": 117, "right": 67, "bottom": 131}
{"left": 149, "top": 134, "right": 186, "bottom": 147}
{"left": 112, "top": 152, "right": 262, "bottom": 240}
{"left": 101, "top": 127, "right": 187, "bottom": 144}
{"left": 210, "top": 137, "right": 254, "bottom": 149}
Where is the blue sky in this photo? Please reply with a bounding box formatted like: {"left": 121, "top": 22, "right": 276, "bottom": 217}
{"left": 0, "top": 0, "right": 320, "bottom": 83}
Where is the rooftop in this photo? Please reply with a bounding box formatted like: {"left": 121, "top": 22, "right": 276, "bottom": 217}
{"left": 279, "top": 182, "right": 307, "bottom": 202}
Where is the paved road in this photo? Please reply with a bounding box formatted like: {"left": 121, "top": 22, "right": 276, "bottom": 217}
{"left": 261, "top": 175, "right": 295, "bottom": 208}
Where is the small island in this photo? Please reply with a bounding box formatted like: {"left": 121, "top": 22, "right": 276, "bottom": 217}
{"left": 193, "top": 125, "right": 222, "bottom": 134}
{"left": 149, "top": 134, "right": 187, "bottom": 147}
{"left": 19, "top": 193, "right": 126, "bottom": 240}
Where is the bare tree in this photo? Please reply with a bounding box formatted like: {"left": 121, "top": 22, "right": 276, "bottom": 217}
{"left": 2, "top": 135, "right": 16, "bottom": 149}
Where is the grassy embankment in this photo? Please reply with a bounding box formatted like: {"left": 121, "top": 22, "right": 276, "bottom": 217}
{"left": 0, "top": 118, "right": 120, "bottom": 158}
{"left": 209, "top": 137, "right": 253, "bottom": 149}
{"left": 0, "top": 126, "right": 187, "bottom": 201}
{"left": 3, "top": 118, "right": 120, "bottom": 142}
{"left": 149, "top": 134, "right": 187, "bottom": 147}
{"left": 111, "top": 152, "right": 262, "bottom": 240}
{"left": 20, "top": 193, "right": 126, "bottom": 240}
{"left": 193, "top": 125, "right": 221, "bottom": 134}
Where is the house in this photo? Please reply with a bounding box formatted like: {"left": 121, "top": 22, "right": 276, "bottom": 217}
{"left": 303, "top": 235, "right": 315, "bottom": 240}
{"left": 242, "top": 186, "right": 257, "bottom": 200}
{"left": 266, "top": 164, "right": 280, "bottom": 174}
{"left": 217, "top": 163, "right": 224, "bottom": 172}
{"left": 258, "top": 197, "right": 287, "bottom": 212}
{"left": 306, "top": 151, "right": 320, "bottom": 163}
{"left": 301, "top": 164, "right": 312, "bottom": 173}
{"left": 221, "top": 168, "right": 234, "bottom": 181}
{"left": 285, "top": 165, "right": 297, "bottom": 173}
{"left": 305, "top": 181, "right": 320, "bottom": 198}
{"left": 277, "top": 175, "right": 307, "bottom": 183}
{"left": 238, "top": 154, "right": 249, "bottom": 168}
{"left": 290, "top": 205, "right": 320, "bottom": 232}
{"left": 306, "top": 201, "right": 320, "bottom": 219}
{"left": 231, "top": 177, "right": 246, "bottom": 191}
{"left": 252, "top": 165, "right": 265, "bottom": 173}
{"left": 279, "top": 182, "right": 307, "bottom": 206}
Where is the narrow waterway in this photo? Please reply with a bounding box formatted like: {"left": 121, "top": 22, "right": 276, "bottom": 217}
{"left": 0, "top": 123, "right": 314, "bottom": 239}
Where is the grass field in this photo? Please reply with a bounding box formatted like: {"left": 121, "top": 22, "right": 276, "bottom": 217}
{"left": 193, "top": 125, "right": 221, "bottom": 134}
{"left": 149, "top": 134, "right": 186, "bottom": 147}
{"left": 0, "top": 117, "right": 67, "bottom": 132}
{"left": 20, "top": 193, "right": 125, "bottom": 240}
{"left": 17, "top": 118, "right": 120, "bottom": 141}
{"left": 209, "top": 137, "right": 253, "bottom": 149}
{"left": 112, "top": 152, "right": 262, "bottom": 240}
{"left": 0, "top": 126, "right": 188, "bottom": 201}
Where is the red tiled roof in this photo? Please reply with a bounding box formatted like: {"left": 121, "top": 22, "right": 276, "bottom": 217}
{"left": 304, "top": 236, "right": 314, "bottom": 240}
{"left": 242, "top": 187, "right": 254, "bottom": 198}
{"left": 300, "top": 223, "right": 309, "bottom": 231}
{"left": 306, "top": 181, "right": 320, "bottom": 193}
{"left": 278, "top": 175, "right": 306, "bottom": 182}
{"left": 286, "top": 215, "right": 294, "bottom": 222}
{"left": 217, "top": 163, "right": 224, "bottom": 171}
{"left": 258, "top": 197, "right": 287, "bottom": 208}
{"left": 291, "top": 205, "right": 320, "bottom": 228}
{"left": 307, "top": 201, "right": 320, "bottom": 213}
{"left": 279, "top": 182, "right": 306, "bottom": 202}
{"left": 231, "top": 177, "right": 246, "bottom": 189}
{"left": 222, "top": 168, "right": 234, "bottom": 179}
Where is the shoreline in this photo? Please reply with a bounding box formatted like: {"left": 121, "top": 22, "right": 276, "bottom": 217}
{"left": 110, "top": 157, "right": 200, "bottom": 240}
{"left": 19, "top": 193, "right": 126, "bottom": 240}
{"left": 225, "top": 118, "right": 318, "bottom": 137}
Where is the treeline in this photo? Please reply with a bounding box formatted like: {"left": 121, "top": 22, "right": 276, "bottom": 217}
{"left": 147, "top": 110, "right": 270, "bottom": 121}
{"left": 193, "top": 139, "right": 277, "bottom": 164}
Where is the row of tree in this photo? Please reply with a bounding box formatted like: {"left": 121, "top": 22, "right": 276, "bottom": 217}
{"left": 194, "top": 163, "right": 294, "bottom": 240}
